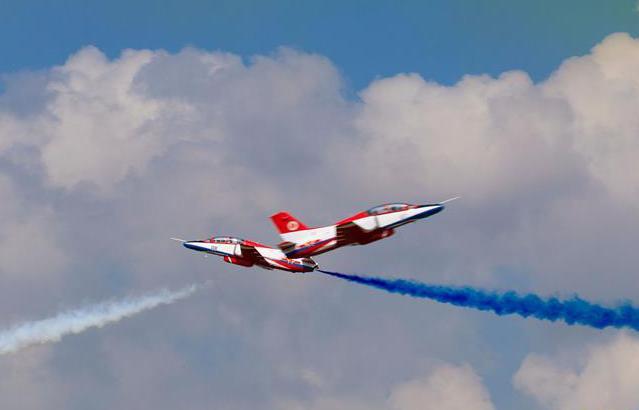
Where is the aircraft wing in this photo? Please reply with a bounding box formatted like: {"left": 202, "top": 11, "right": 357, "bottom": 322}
{"left": 239, "top": 244, "right": 272, "bottom": 269}
{"left": 335, "top": 221, "right": 368, "bottom": 246}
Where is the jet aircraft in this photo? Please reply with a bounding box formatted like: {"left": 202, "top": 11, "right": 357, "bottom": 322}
{"left": 270, "top": 199, "right": 457, "bottom": 258}
{"left": 172, "top": 236, "right": 318, "bottom": 273}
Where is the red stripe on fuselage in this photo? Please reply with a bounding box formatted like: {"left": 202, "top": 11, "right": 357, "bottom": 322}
{"left": 242, "top": 239, "right": 270, "bottom": 248}
{"left": 335, "top": 211, "right": 368, "bottom": 225}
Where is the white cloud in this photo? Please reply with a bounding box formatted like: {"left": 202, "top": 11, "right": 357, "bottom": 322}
{"left": 0, "top": 174, "right": 67, "bottom": 279}
{"left": 0, "top": 46, "right": 346, "bottom": 195}
{"left": 544, "top": 33, "right": 639, "bottom": 202}
{"left": 514, "top": 333, "right": 639, "bottom": 410}
{"left": 277, "top": 363, "right": 494, "bottom": 410}
{"left": 350, "top": 69, "right": 580, "bottom": 203}
{"left": 39, "top": 47, "right": 178, "bottom": 193}
{"left": 388, "top": 364, "right": 495, "bottom": 410}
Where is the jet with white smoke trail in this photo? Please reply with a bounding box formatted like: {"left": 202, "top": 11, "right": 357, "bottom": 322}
{"left": 0, "top": 284, "right": 200, "bottom": 355}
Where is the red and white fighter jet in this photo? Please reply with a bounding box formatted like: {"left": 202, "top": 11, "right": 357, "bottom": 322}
{"left": 172, "top": 236, "right": 318, "bottom": 273}
{"left": 270, "top": 199, "right": 457, "bottom": 258}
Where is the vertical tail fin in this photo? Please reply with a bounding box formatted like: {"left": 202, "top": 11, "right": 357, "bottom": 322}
{"left": 270, "top": 211, "right": 309, "bottom": 234}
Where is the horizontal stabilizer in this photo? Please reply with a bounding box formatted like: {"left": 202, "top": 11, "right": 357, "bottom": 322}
{"left": 278, "top": 241, "right": 297, "bottom": 254}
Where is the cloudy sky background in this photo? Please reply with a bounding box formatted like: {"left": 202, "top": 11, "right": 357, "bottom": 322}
{"left": 1, "top": 2, "right": 639, "bottom": 409}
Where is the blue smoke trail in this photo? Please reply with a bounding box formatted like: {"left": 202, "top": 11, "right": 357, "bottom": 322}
{"left": 318, "top": 270, "right": 639, "bottom": 331}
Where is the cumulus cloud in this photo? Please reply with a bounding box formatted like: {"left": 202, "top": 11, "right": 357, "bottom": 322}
{"left": 278, "top": 363, "right": 494, "bottom": 410}
{"left": 0, "top": 174, "right": 67, "bottom": 279}
{"left": 544, "top": 33, "right": 639, "bottom": 202}
{"left": 0, "top": 45, "right": 347, "bottom": 195}
{"left": 38, "top": 47, "right": 183, "bottom": 193}
{"left": 514, "top": 333, "right": 639, "bottom": 410}
{"left": 388, "top": 364, "right": 495, "bottom": 410}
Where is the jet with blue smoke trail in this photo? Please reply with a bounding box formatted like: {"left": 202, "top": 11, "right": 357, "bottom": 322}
{"left": 319, "top": 270, "right": 639, "bottom": 332}
{"left": 171, "top": 201, "right": 639, "bottom": 333}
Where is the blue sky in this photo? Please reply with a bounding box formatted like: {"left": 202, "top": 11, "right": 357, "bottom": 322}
{"left": 1, "top": 0, "right": 638, "bottom": 88}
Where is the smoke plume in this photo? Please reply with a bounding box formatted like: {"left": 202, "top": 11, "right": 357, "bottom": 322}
{"left": 0, "top": 284, "right": 200, "bottom": 355}
{"left": 320, "top": 270, "right": 639, "bottom": 331}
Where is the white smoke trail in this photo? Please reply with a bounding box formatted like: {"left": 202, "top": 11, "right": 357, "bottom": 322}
{"left": 0, "top": 284, "right": 200, "bottom": 355}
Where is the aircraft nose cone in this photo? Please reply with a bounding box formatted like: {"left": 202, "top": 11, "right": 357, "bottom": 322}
{"left": 418, "top": 204, "right": 444, "bottom": 217}
{"left": 183, "top": 241, "right": 201, "bottom": 251}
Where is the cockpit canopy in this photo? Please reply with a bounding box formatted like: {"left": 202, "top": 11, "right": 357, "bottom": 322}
{"left": 205, "top": 236, "right": 243, "bottom": 244}
{"left": 367, "top": 203, "right": 413, "bottom": 215}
